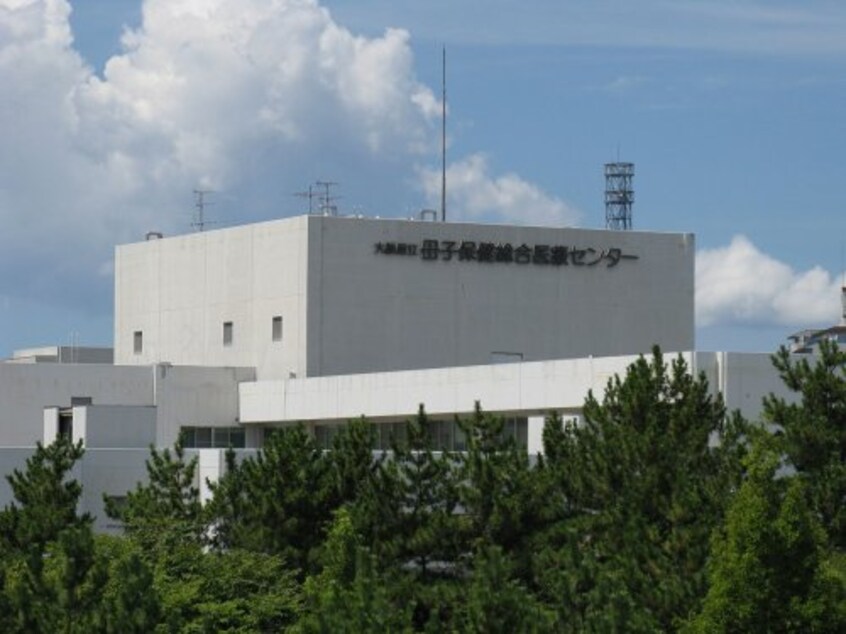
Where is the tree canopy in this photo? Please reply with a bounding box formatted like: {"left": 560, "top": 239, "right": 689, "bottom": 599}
{"left": 2, "top": 345, "right": 845, "bottom": 631}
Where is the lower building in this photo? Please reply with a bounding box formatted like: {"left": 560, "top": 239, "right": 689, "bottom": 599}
{"left": 0, "top": 347, "right": 789, "bottom": 532}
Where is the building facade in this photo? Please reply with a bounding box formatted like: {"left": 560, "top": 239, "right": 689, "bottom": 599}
{"left": 0, "top": 214, "right": 791, "bottom": 531}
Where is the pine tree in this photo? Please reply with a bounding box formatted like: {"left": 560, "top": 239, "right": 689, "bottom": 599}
{"left": 104, "top": 440, "right": 203, "bottom": 554}
{"left": 463, "top": 546, "right": 555, "bottom": 633}
{"left": 0, "top": 438, "right": 160, "bottom": 633}
{"left": 535, "top": 348, "right": 747, "bottom": 631}
{"left": 765, "top": 339, "right": 846, "bottom": 548}
{"left": 353, "top": 405, "right": 461, "bottom": 576}
{"left": 457, "top": 403, "right": 544, "bottom": 582}
{"left": 0, "top": 437, "right": 89, "bottom": 553}
{"left": 206, "top": 425, "right": 334, "bottom": 571}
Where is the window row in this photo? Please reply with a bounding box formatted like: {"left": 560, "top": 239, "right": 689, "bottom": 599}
{"left": 311, "top": 418, "right": 529, "bottom": 452}
{"left": 132, "top": 316, "right": 283, "bottom": 354}
{"left": 181, "top": 426, "right": 246, "bottom": 449}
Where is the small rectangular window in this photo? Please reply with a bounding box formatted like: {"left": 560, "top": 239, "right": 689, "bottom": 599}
{"left": 272, "top": 316, "right": 283, "bottom": 342}
{"left": 223, "top": 321, "right": 233, "bottom": 347}
{"left": 58, "top": 413, "right": 73, "bottom": 439}
{"left": 181, "top": 427, "right": 196, "bottom": 448}
{"left": 133, "top": 331, "right": 143, "bottom": 354}
{"left": 195, "top": 427, "right": 212, "bottom": 448}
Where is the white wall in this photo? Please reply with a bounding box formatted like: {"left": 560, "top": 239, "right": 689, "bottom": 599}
{"left": 240, "top": 351, "right": 786, "bottom": 429}
{"left": 72, "top": 405, "right": 157, "bottom": 449}
{"left": 115, "top": 215, "right": 694, "bottom": 380}
{"left": 307, "top": 217, "right": 694, "bottom": 377}
{"left": 0, "top": 448, "right": 32, "bottom": 508}
{"left": 0, "top": 364, "right": 153, "bottom": 447}
{"left": 240, "top": 353, "right": 676, "bottom": 424}
{"left": 153, "top": 365, "right": 255, "bottom": 447}
{"left": 75, "top": 448, "right": 151, "bottom": 533}
{"left": 114, "top": 216, "right": 310, "bottom": 378}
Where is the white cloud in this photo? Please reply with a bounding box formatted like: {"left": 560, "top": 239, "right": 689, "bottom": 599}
{"left": 418, "top": 154, "right": 581, "bottom": 227}
{"left": 696, "top": 235, "right": 842, "bottom": 328}
{"left": 0, "top": 0, "right": 439, "bottom": 312}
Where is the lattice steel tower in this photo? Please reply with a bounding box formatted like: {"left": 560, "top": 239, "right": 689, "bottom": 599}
{"left": 604, "top": 162, "right": 634, "bottom": 230}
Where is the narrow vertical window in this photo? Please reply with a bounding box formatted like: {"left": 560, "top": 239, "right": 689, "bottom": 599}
{"left": 272, "top": 315, "right": 283, "bottom": 342}
{"left": 133, "top": 331, "right": 143, "bottom": 354}
{"left": 223, "top": 321, "right": 233, "bottom": 347}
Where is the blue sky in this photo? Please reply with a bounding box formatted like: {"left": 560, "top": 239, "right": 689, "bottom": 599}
{"left": 2, "top": 0, "right": 846, "bottom": 356}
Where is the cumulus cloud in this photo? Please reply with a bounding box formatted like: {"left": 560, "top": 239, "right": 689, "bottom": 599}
{"left": 418, "top": 154, "right": 581, "bottom": 227}
{"left": 0, "top": 0, "right": 440, "bottom": 314}
{"left": 696, "top": 235, "right": 842, "bottom": 328}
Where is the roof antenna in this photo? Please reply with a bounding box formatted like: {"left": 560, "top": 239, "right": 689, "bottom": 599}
{"left": 191, "top": 189, "right": 215, "bottom": 232}
{"left": 441, "top": 46, "right": 447, "bottom": 223}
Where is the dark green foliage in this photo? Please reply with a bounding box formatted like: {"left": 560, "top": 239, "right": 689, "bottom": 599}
{"left": 455, "top": 403, "right": 552, "bottom": 593}
{"left": 207, "top": 420, "right": 376, "bottom": 574}
{"left": 353, "top": 405, "right": 462, "bottom": 575}
{"left": 684, "top": 436, "right": 846, "bottom": 633}
{"left": 765, "top": 339, "right": 846, "bottom": 548}
{"left": 96, "top": 536, "right": 161, "bottom": 633}
{"left": 206, "top": 424, "right": 333, "bottom": 567}
{"left": 463, "top": 546, "right": 555, "bottom": 633}
{"left": 0, "top": 438, "right": 89, "bottom": 552}
{"left": 0, "top": 438, "right": 160, "bottom": 633}
{"left": 535, "top": 348, "right": 746, "bottom": 631}
{"left": 7, "top": 344, "right": 846, "bottom": 631}
{"left": 104, "top": 441, "right": 203, "bottom": 553}
{"left": 327, "top": 417, "right": 377, "bottom": 504}
{"left": 457, "top": 403, "right": 543, "bottom": 571}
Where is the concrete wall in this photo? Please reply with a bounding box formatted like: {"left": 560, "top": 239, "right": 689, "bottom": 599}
{"left": 0, "top": 447, "right": 32, "bottom": 509}
{"left": 114, "top": 216, "right": 310, "bottom": 378}
{"left": 72, "top": 405, "right": 157, "bottom": 449}
{"left": 0, "top": 364, "right": 153, "bottom": 447}
{"left": 153, "top": 365, "right": 255, "bottom": 447}
{"left": 240, "top": 352, "right": 680, "bottom": 424}
{"left": 240, "top": 351, "right": 786, "bottom": 429}
{"left": 694, "top": 351, "right": 794, "bottom": 423}
{"left": 115, "top": 215, "right": 694, "bottom": 380}
{"left": 74, "top": 448, "right": 151, "bottom": 533}
{"left": 307, "top": 216, "right": 694, "bottom": 377}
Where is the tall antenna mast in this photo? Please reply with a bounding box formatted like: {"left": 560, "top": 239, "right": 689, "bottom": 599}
{"left": 604, "top": 162, "right": 634, "bottom": 230}
{"left": 441, "top": 46, "right": 447, "bottom": 223}
{"left": 191, "top": 189, "right": 214, "bottom": 232}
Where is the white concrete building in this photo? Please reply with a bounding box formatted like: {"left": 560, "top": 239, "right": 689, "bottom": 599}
{"left": 115, "top": 215, "right": 695, "bottom": 378}
{"left": 0, "top": 214, "right": 790, "bottom": 531}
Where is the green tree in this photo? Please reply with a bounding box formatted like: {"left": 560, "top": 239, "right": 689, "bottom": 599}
{"left": 0, "top": 438, "right": 160, "bottom": 633}
{"left": 152, "top": 545, "right": 302, "bottom": 633}
{"left": 95, "top": 536, "right": 161, "bottom": 634}
{"left": 0, "top": 438, "right": 89, "bottom": 553}
{"left": 765, "top": 339, "right": 846, "bottom": 548}
{"left": 206, "top": 425, "right": 337, "bottom": 572}
{"left": 457, "top": 403, "right": 544, "bottom": 580}
{"left": 104, "top": 441, "right": 203, "bottom": 553}
{"left": 685, "top": 436, "right": 846, "bottom": 633}
{"left": 298, "top": 507, "right": 408, "bottom": 633}
{"left": 353, "top": 406, "right": 461, "bottom": 576}
{"left": 462, "top": 545, "right": 555, "bottom": 633}
{"left": 535, "top": 348, "right": 747, "bottom": 631}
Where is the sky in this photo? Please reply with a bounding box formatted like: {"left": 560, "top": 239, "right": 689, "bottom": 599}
{"left": 1, "top": 0, "right": 846, "bottom": 356}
